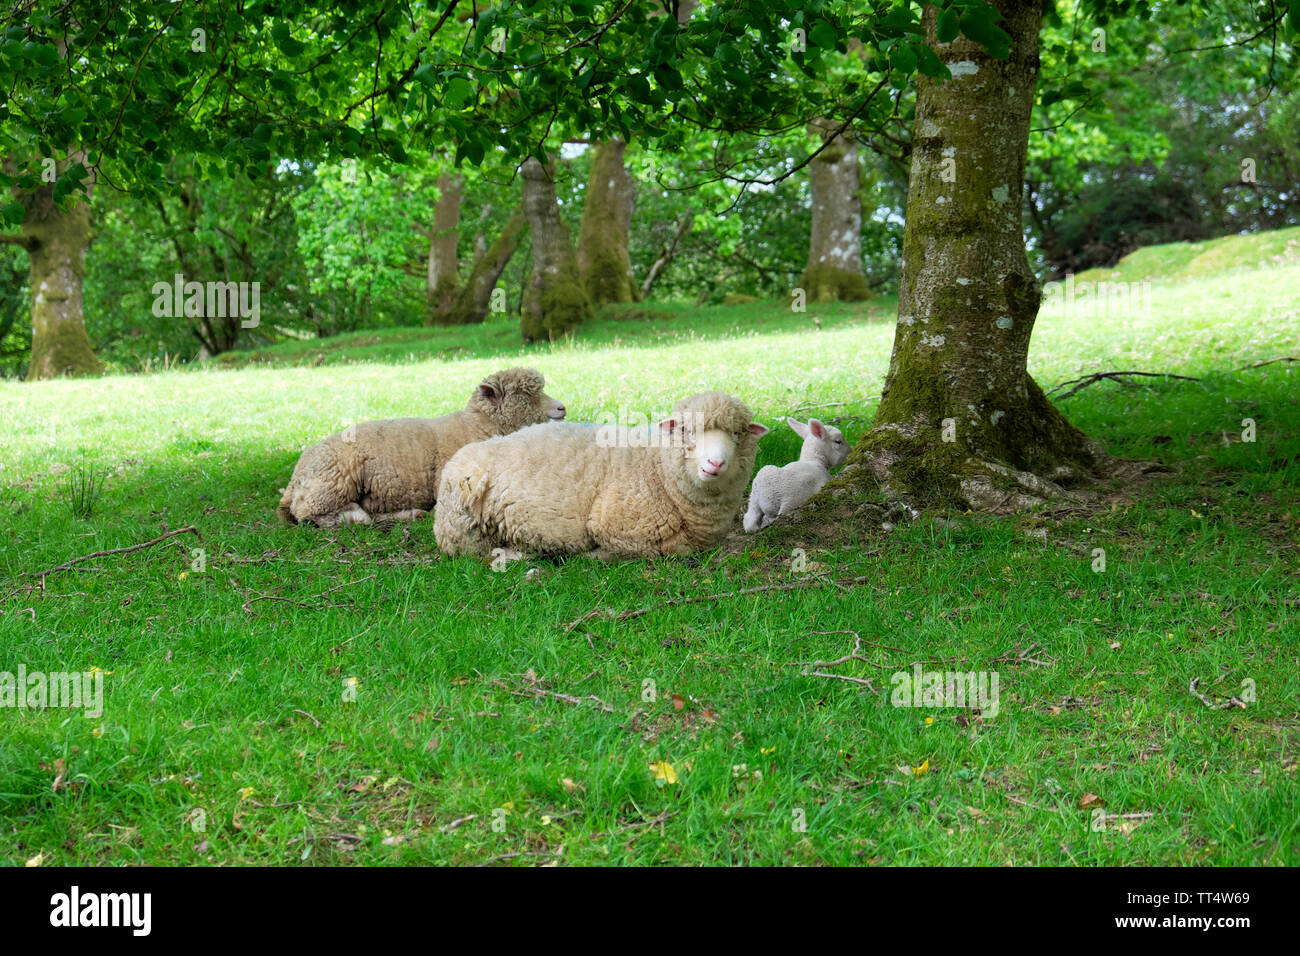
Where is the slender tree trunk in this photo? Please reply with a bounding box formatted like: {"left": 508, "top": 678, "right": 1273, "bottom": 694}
{"left": 577, "top": 139, "right": 639, "bottom": 307}
{"left": 800, "top": 119, "right": 870, "bottom": 303}
{"left": 426, "top": 173, "right": 462, "bottom": 320}
{"left": 434, "top": 211, "right": 525, "bottom": 325}
{"left": 821, "top": 0, "right": 1100, "bottom": 514}
{"left": 520, "top": 157, "right": 591, "bottom": 341}
{"left": 6, "top": 153, "right": 102, "bottom": 380}
{"left": 641, "top": 213, "right": 694, "bottom": 299}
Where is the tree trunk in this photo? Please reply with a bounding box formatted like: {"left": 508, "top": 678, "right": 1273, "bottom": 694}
{"left": 577, "top": 139, "right": 639, "bottom": 307}
{"left": 821, "top": 0, "right": 1101, "bottom": 514}
{"left": 426, "top": 172, "right": 462, "bottom": 320}
{"left": 800, "top": 119, "right": 870, "bottom": 303}
{"left": 434, "top": 211, "right": 525, "bottom": 325}
{"left": 13, "top": 156, "right": 102, "bottom": 380}
{"left": 520, "top": 157, "right": 592, "bottom": 341}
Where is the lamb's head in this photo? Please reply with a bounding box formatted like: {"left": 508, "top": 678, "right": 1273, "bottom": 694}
{"left": 657, "top": 391, "right": 769, "bottom": 490}
{"left": 471, "top": 367, "right": 566, "bottom": 433}
{"left": 789, "top": 417, "right": 850, "bottom": 469}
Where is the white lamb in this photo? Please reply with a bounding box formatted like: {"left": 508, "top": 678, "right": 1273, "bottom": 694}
{"left": 743, "top": 417, "right": 850, "bottom": 532}
{"left": 434, "top": 391, "right": 769, "bottom": 561}
{"left": 278, "top": 367, "right": 566, "bottom": 527}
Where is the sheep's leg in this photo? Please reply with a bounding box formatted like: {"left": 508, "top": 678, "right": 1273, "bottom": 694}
{"left": 742, "top": 499, "right": 765, "bottom": 533}
{"left": 303, "top": 503, "right": 372, "bottom": 528}
{"left": 372, "top": 509, "right": 429, "bottom": 523}
{"left": 489, "top": 547, "right": 527, "bottom": 570}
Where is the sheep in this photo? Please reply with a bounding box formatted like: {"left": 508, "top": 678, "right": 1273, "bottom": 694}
{"left": 278, "top": 367, "right": 566, "bottom": 527}
{"left": 742, "top": 417, "right": 850, "bottom": 532}
{"left": 434, "top": 391, "right": 769, "bottom": 561}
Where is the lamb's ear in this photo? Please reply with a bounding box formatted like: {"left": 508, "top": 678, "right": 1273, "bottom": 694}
{"left": 477, "top": 383, "right": 501, "bottom": 407}
{"left": 808, "top": 418, "right": 826, "bottom": 440}
{"left": 786, "top": 417, "right": 808, "bottom": 438}
{"left": 749, "top": 422, "right": 770, "bottom": 439}
{"left": 656, "top": 417, "right": 677, "bottom": 436}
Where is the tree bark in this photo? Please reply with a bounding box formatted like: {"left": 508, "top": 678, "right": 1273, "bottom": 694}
{"left": 425, "top": 172, "right": 462, "bottom": 320}
{"left": 520, "top": 157, "right": 591, "bottom": 341}
{"left": 800, "top": 119, "right": 870, "bottom": 303}
{"left": 821, "top": 0, "right": 1100, "bottom": 514}
{"left": 577, "top": 139, "right": 639, "bottom": 307}
{"left": 434, "top": 211, "right": 525, "bottom": 325}
{"left": 19, "top": 155, "right": 103, "bottom": 380}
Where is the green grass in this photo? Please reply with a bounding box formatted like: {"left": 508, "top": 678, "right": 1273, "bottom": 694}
{"left": 1, "top": 234, "right": 1297, "bottom": 866}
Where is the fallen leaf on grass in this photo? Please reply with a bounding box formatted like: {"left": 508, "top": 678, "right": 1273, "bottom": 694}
{"left": 649, "top": 761, "right": 678, "bottom": 785}
{"left": 1079, "top": 792, "right": 1105, "bottom": 809}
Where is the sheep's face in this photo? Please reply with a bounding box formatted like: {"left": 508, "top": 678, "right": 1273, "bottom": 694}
{"left": 475, "top": 368, "right": 567, "bottom": 431}
{"left": 790, "top": 417, "right": 850, "bottom": 468}
{"left": 659, "top": 403, "right": 769, "bottom": 485}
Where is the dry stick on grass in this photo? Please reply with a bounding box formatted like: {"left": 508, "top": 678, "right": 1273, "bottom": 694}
{"left": 788, "top": 632, "right": 880, "bottom": 696}
{"left": 1237, "top": 356, "right": 1298, "bottom": 370}
{"left": 1004, "top": 793, "right": 1060, "bottom": 813}
{"left": 241, "top": 574, "right": 376, "bottom": 613}
{"left": 990, "top": 642, "right": 1055, "bottom": 667}
{"left": 1189, "top": 677, "right": 1247, "bottom": 710}
{"left": 1048, "top": 370, "right": 1203, "bottom": 400}
{"left": 563, "top": 574, "right": 873, "bottom": 632}
{"left": 594, "top": 808, "right": 680, "bottom": 837}
{"left": 25, "top": 525, "right": 200, "bottom": 580}
{"left": 494, "top": 676, "right": 615, "bottom": 714}
{"left": 439, "top": 814, "right": 478, "bottom": 833}
{"left": 475, "top": 850, "right": 560, "bottom": 867}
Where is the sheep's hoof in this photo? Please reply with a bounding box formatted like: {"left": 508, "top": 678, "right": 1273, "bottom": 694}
{"left": 337, "top": 505, "right": 373, "bottom": 527}
{"left": 489, "top": 547, "right": 526, "bottom": 572}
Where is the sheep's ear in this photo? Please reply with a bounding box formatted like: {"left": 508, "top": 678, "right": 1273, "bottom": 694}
{"left": 749, "top": 422, "right": 770, "bottom": 438}
{"left": 477, "top": 383, "right": 501, "bottom": 407}
{"left": 656, "top": 417, "right": 676, "bottom": 435}
{"left": 787, "top": 417, "right": 808, "bottom": 438}
{"left": 808, "top": 418, "right": 826, "bottom": 440}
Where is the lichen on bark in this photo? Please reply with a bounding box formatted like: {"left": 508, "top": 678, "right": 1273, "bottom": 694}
{"left": 520, "top": 157, "right": 592, "bottom": 341}
{"left": 799, "top": 120, "right": 871, "bottom": 303}
{"left": 17, "top": 154, "right": 103, "bottom": 380}
{"left": 800, "top": 0, "right": 1104, "bottom": 521}
{"left": 577, "top": 139, "right": 640, "bottom": 307}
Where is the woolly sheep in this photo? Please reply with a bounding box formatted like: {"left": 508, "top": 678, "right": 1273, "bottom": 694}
{"left": 742, "top": 417, "right": 849, "bottom": 532}
{"left": 434, "top": 391, "right": 769, "bottom": 561}
{"left": 278, "top": 367, "right": 566, "bottom": 527}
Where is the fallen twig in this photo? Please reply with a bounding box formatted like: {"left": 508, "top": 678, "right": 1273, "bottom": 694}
{"left": 594, "top": 808, "right": 680, "bottom": 837}
{"left": 24, "top": 525, "right": 200, "bottom": 580}
{"left": 563, "top": 574, "right": 872, "bottom": 632}
{"left": 242, "top": 574, "right": 376, "bottom": 613}
{"left": 1189, "top": 677, "right": 1247, "bottom": 710}
{"left": 1048, "top": 370, "right": 1202, "bottom": 400}
{"left": 1236, "top": 356, "right": 1298, "bottom": 370}
{"left": 788, "top": 632, "right": 880, "bottom": 696}
{"left": 495, "top": 672, "right": 615, "bottom": 713}
{"left": 439, "top": 814, "right": 478, "bottom": 833}
{"left": 475, "top": 850, "right": 560, "bottom": 867}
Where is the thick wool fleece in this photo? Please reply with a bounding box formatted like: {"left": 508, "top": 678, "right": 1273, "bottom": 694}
{"left": 278, "top": 367, "right": 561, "bottom": 526}
{"left": 434, "top": 391, "right": 763, "bottom": 559}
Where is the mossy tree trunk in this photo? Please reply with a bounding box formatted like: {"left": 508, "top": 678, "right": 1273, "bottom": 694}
{"left": 423, "top": 173, "right": 462, "bottom": 322}
{"left": 2, "top": 154, "right": 103, "bottom": 380}
{"left": 520, "top": 157, "right": 592, "bottom": 341}
{"left": 799, "top": 119, "right": 870, "bottom": 303}
{"left": 435, "top": 211, "right": 525, "bottom": 325}
{"left": 577, "top": 139, "right": 639, "bottom": 307}
{"left": 822, "top": 0, "right": 1100, "bottom": 514}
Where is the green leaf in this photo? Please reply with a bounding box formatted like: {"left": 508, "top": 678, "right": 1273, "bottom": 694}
{"left": 958, "top": 12, "right": 1011, "bottom": 59}
{"left": 937, "top": 8, "right": 960, "bottom": 44}
{"left": 444, "top": 76, "right": 475, "bottom": 108}
{"left": 889, "top": 44, "right": 917, "bottom": 74}
{"left": 809, "top": 19, "right": 838, "bottom": 51}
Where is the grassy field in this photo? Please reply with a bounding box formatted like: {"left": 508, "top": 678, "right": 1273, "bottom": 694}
{"left": 1, "top": 231, "right": 1297, "bottom": 866}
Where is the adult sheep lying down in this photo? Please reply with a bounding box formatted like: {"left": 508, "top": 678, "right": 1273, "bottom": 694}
{"left": 434, "top": 391, "right": 769, "bottom": 561}
{"left": 278, "top": 367, "right": 566, "bottom": 527}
